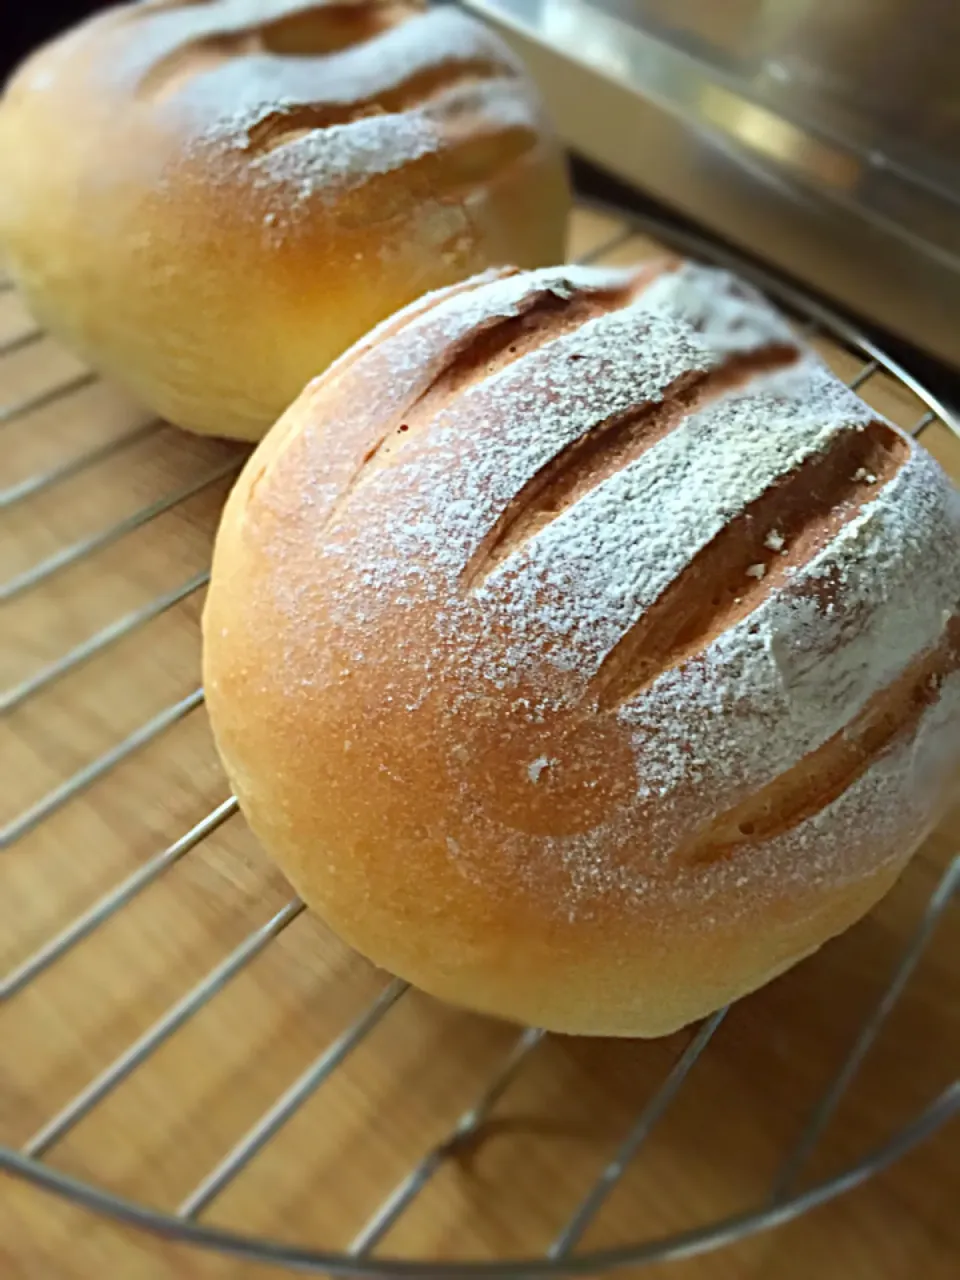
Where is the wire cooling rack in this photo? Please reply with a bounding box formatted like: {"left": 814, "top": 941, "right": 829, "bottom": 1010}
{"left": 1, "top": 199, "right": 958, "bottom": 1276}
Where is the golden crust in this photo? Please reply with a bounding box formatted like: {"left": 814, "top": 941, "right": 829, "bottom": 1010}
{"left": 202, "top": 263, "right": 960, "bottom": 1036}
{"left": 0, "top": 0, "right": 568, "bottom": 439}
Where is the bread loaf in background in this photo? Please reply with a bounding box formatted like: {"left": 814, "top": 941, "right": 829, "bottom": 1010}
{"left": 203, "top": 259, "right": 960, "bottom": 1037}
{"left": 0, "top": 0, "right": 568, "bottom": 440}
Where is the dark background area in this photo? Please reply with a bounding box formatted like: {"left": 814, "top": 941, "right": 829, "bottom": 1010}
{"left": 3, "top": 3, "right": 109, "bottom": 79}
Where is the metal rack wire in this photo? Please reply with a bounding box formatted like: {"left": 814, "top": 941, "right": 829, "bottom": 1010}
{"left": 1, "top": 201, "right": 958, "bottom": 1276}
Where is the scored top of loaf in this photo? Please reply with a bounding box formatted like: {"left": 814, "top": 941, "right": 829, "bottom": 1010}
{"left": 235, "top": 259, "right": 960, "bottom": 908}
{"left": 9, "top": 0, "right": 543, "bottom": 205}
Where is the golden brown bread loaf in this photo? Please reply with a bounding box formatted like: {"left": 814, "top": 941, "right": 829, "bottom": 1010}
{"left": 203, "top": 260, "right": 960, "bottom": 1036}
{"left": 0, "top": 0, "right": 568, "bottom": 440}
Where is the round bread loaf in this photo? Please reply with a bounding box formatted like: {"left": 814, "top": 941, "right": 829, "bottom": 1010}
{"left": 0, "top": 0, "right": 568, "bottom": 441}
{"left": 203, "top": 260, "right": 960, "bottom": 1036}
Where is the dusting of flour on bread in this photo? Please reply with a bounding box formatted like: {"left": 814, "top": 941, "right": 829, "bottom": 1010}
{"left": 246, "top": 261, "right": 960, "bottom": 919}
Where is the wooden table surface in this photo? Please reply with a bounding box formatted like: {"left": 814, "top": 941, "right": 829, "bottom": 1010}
{"left": 1, "top": 201, "right": 958, "bottom": 1280}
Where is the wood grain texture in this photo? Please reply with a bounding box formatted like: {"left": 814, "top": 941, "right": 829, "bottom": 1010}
{"left": 1, "top": 204, "right": 958, "bottom": 1280}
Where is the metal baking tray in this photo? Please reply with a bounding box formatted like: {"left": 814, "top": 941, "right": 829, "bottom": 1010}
{"left": 462, "top": 0, "right": 960, "bottom": 373}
